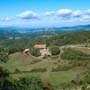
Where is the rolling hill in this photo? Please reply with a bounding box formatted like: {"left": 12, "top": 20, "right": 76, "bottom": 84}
{"left": 0, "top": 24, "right": 90, "bottom": 37}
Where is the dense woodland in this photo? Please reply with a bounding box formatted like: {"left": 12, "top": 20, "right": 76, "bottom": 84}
{"left": 0, "top": 30, "right": 90, "bottom": 53}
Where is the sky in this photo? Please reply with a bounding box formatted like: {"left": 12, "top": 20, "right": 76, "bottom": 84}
{"left": 0, "top": 0, "right": 90, "bottom": 27}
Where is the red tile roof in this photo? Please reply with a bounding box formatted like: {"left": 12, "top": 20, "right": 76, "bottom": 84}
{"left": 34, "top": 44, "right": 46, "bottom": 49}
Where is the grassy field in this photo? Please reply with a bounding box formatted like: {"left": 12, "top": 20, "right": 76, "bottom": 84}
{"left": 1, "top": 46, "right": 90, "bottom": 89}
{"left": 12, "top": 70, "right": 79, "bottom": 86}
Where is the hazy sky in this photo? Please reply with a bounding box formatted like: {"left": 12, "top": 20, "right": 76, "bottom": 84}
{"left": 0, "top": 0, "right": 90, "bottom": 27}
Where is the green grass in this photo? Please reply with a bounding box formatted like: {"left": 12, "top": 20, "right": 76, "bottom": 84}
{"left": 1, "top": 46, "right": 90, "bottom": 89}
{"left": 1, "top": 51, "right": 80, "bottom": 87}
{"left": 1, "top": 52, "right": 40, "bottom": 72}
{"left": 12, "top": 69, "right": 80, "bottom": 87}
{"left": 42, "top": 70, "right": 79, "bottom": 86}
{"left": 1, "top": 52, "right": 57, "bottom": 73}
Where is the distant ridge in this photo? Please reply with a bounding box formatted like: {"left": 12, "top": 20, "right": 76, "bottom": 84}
{"left": 0, "top": 24, "right": 90, "bottom": 37}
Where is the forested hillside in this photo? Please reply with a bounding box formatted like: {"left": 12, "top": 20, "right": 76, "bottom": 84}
{"left": 0, "top": 30, "right": 90, "bottom": 49}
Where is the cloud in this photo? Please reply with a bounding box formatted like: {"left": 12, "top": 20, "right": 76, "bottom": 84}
{"left": 44, "top": 11, "right": 55, "bottom": 16}
{"left": 0, "top": 17, "right": 12, "bottom": 21}
{"left": 56, "top": 9, "right": 72, "bottom": 17}
{"left": 84, "top": 9, "right": 90, "bottom": 15}
{"left": 56, "top": 9, "right": 82, "bottom": 18}
{"left": 81, "top": 9, "right": 90, "bottom": 20}
{"left": 71, "top": 10, "right": 81, "bottom": 18}
{"left": 44, "top": 9, "right": 73, "bottom": 17}
{"left": 1, "top": 9, "right": 90, "bottom": 26}
{"left": 82, "top": 15, "right": 90, "bottom": 20}
{"left": 44, "top": 9, "right": 82, "bottom": 19}
{"left": 17, "top": 11, "right": 39, "bottom": 20}
{"left": 16, "top": 9, "right": 90, "bottom": 22}
{"left": 43, "top": 9, "right": 90, "bottom": 22}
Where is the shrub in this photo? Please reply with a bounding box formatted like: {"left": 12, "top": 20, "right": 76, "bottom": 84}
{"left": 0, "top": 47, "right": 9, "bottom": 63}
{"left": 50, "top": 46, "right": 60, "bottom": 55}
{"left": 17, "top": 77, "right": 54, "bottom": 90}
{"left": 30, "top": 68, "right": 47, "bottom": 72}
{"left": 41, "top": 80, "right": 54, "bottom": 90}
{"left": 61, "top": 48, "right": 90, "bottom": 61}
{"left": 0, "top": 67, "right": 10, "bottom": 78}
{"left": 15, "top": 68, "right": 21, "bottom": 73}
{"left": 52, "top": 65, "right": 72, "bottom": 72}
{"left": 30, "top": 48, "right": 41, "bottom": 57}
{"left": 0, "top": 66, "right": 54, "bottom": 90}
{"left": 8, "top": 46, "right": 25, "bottom": 54}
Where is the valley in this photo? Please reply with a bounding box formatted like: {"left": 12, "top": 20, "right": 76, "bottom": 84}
{"left": 0, "top": 27, "right": 90, "bottom": 90}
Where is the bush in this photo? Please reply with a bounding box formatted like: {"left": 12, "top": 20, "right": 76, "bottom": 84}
{"left": 30, "top": 68, "right": 47, "bottom": 72}
{"left": 52, "top": 65, "right": 72, "bottom": 72}
{"left": 30, "top": 48, "right": 41, "bottom": 57}
{"left": 0, "top": 67, "right": 54, "bottom": 90}
{"left": 15, "top": 68, "right": 21, "bottom": 73}
{"left": 8, "top": 46, "right": 25, "bottom": 54}
{"left": 41, "top": 80, "right": 54, "bottom": 90}
{"left": 0, "top": 67, "right": 10, "bottom": 78}
{"left": 18, "top": 77, "right": 54, "bottom": 90}
{"left": 0, "top": 47, "right": 9, "bottom": 63}
{"left": 61, "top": 48, "right": 90, "bottom": 61}
{"left": 50, "top": 46, "right": 60, "bottom": 55}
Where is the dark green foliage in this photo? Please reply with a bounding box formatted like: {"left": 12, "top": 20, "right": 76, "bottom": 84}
{"left": 69, "top": 60, "right": 89, "bottom": 68}
{"left": 0, "top": 67, "right": 54, "bottom": 90}
{"left": 16, "top": 77, "right": 54, "bottom": 90}
{"left": 0, "top": 47, "right": 9, "bottom": 63}
{"left": 48, "top": 31, "right": 90, "bottom": 46}
{"left": 52, "top": 65, "right": 72, "bottom": 72}
{"left": 73, "top": 71, "right": 90, "bottom": 90}
{"left": 0, "top": 67, "right": 10, "bottom": 90}
{"left": 60, "top": 71, "right": 90, "bottom": 90}
{"left": 1, "top": 31, "right": 90, "bottom": 51}
{"left": 81, "top": 71, "right": 90, "bottom": 85}
{"left": 61, "top": 48, "right": 90, "bottom": 61}
{"left": 0, "top": 67, "right": 9, "bottom": 78}
{"left": 15, "top": 68, "right": 21, "bottom": 73}
{"left": 18, "top": 77, "right": 42, "bottom": 90}
{"left": 50, "top": 46, "right": 60, "bottom": 55}
{"left": 8, "top": 46, "right": 25, "bottom": 54}
{"left": 13, "top": 68, "right": 47, "bottom": 74}
{"left": 2, "top": 78, "right": 17, "bottom": 90}
{"left": 30, "top": 48, "right": 41, "bottom": 57}
{"left": 30, "top": 68, "right": 47, "bottom": 72}
{"left": 0, "top": 35, "right": 48, "bottom": 51}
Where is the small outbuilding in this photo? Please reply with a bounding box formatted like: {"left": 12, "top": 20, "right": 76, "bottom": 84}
{"left": 23, "top": 49, "right": 30, "bottom": 54}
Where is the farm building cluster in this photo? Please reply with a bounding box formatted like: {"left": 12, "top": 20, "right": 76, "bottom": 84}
{"left": 24, "top": 44, "right": 51, "bottom": 57}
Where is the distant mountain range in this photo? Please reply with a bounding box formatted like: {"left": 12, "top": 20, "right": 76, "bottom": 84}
{"left": 0, "top": 24, "right": 90, "bottom": 37}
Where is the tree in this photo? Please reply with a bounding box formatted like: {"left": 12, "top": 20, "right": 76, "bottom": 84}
{"left": 0, "top": 67, "right": 9, "bottom": 78}
{"left": 31, "top": 48, "right": 41, "bottom": 57}
{"left": 0, "top": 47, "right": 9, "bottom": 63}
{"left": 18, "top": 77, "right": 54, "bottom": 90}
{"left": 0, "top": 68, "right": 54, "bottom": 90}
{"left": 50, "top": 46, "right": 60, "bottom": 55}
{"left": 18, "top": 77, "right": 42, "bottom": 90}
{"left": 0, "top": 67, "right": 10, "bottom": 90}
